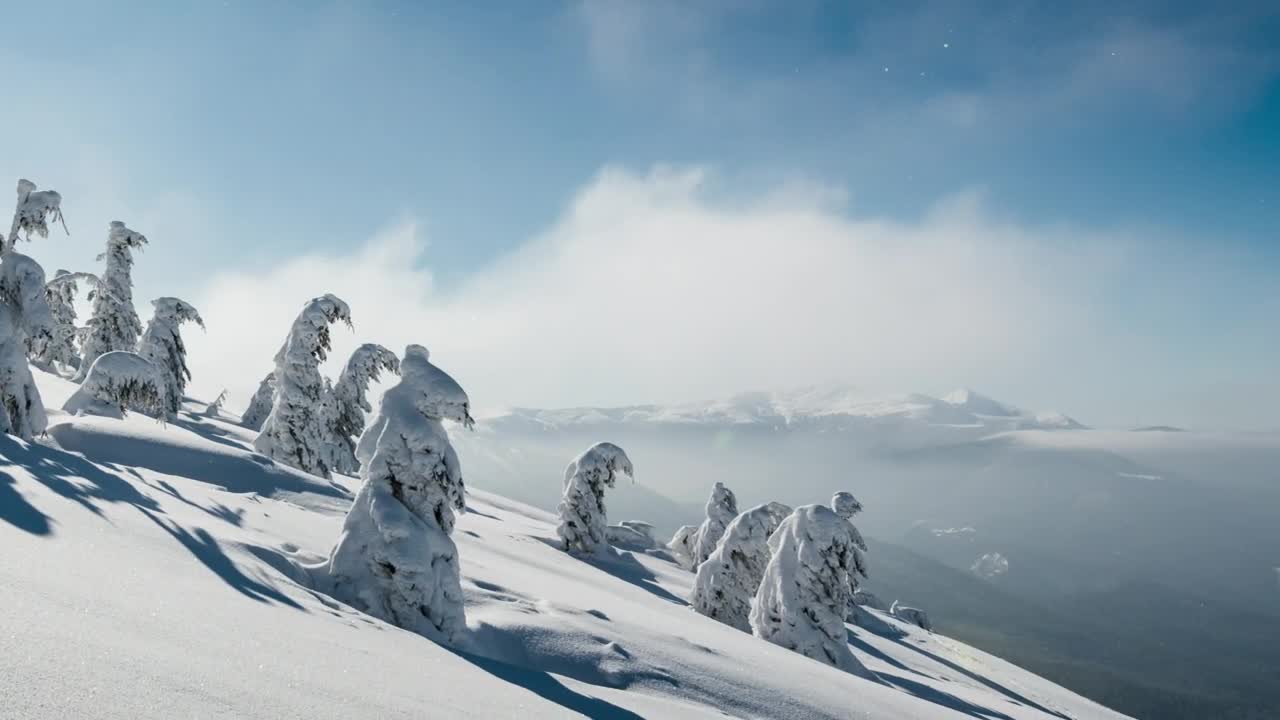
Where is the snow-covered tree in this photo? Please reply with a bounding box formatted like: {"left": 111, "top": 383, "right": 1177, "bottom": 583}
{"left": 328, "top": 343, "right": 399, "bottom": 475}
{"left": 241, "top": 372, "right": 275, "bottom": 430}
{"left": 831, "top": 491, "right": 869, "bottom": 590}
{"left": 37, "top": 270, "right": 96, "bottom": 371}
{"left": 62, "top": 351, "right": 167, "bottom": 419}
{"left": 4, "top": 179, "right": 65, "bottom": 252}
{"left": 0, "top": 179, "right": 66, "bottom": 439}
{"left": 749, "top": 504, "right": 874, "bottom": 678}
{"left": 137, "top": 297, "right": 204, "bottom": 415}
{"left": 556, "top": 442, "right": 634, "bottom": 555}
{"left": 691, "top": 501, "right": 792, "bottom": 632}
{"left": 668, "top": 524, "right": 698, "bottom": 567}
{"left": 0, "top": 251, "right": 56, "bottom": 362}
{"left": 692, "top": 482, "right": 739, "bottom": 569}
{"left": 203, "top": 389, "right": 227, "bottom": 418}
{"left": 253, "top": 294, "right": 351, "bottom": 478}
{"left": 76, "top": 221, "right": 147, "bottom": 381}
{"left": 324, "top": 344, "right": 474, "bottom": 643}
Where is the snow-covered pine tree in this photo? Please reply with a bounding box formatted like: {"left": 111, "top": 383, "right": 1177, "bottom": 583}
{"left": 4, "top": 179, "right": 65, "bottom": 252}
{"left": 0, "top": 179, "right": 66, "bottom": 438}
{"left": 667, "top": 524, "right": 699, "bottom": 567}
{"left": 749, "top": 504, "right": 875, "bottom": 678}
{"left": 241, "top": 372, "right": 275, "bottom": 430}
{"left": 62, "top": 350, "right": 167, "bottom": 419}
{"left": 202, "top": 389, "right": 227, "bottom": 417}
{"left": 37, "top": 270, "right": 97, "bottom": 371}
{"left": 76, "top": 221, "right": 147, "bottom": 381}
{"left": 324, "top": 344, "right": 474, "bottom": 643}
{"left": 137, "top": 297, "right": 204, "bottom": 415}
{"left": 556, "top": 442, "right": 634, "bottom": 555}
{"left": 253, "top": 294, "right": 351, "bottom": 478}
{"left": 692, "top": 481, "right": 739, "bottom": 569}
{"left": 691, "top": 501, "right": 792, "bottom": 632}
{"left": 832, "top": 491, "right": 869, "bottom": 591}
{"left": 328, "top": 343, "right": 399, "bottom": 475}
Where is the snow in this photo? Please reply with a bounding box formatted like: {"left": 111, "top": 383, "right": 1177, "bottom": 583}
{"left": 76, "top": 220, "right": 147, "bottom": 380}
{"left": 750, "top": 504, "right": 876, "bottom": 678}
{"left": 556, "top": 442, "right": 634, "bottom": 555}
{"left": 62, "top": 350, "right": 167, "bottom": 419}
{"left": 321, "top": 344, "right": 472, "bottom": 644}
{"left": 0, "top": 369, "right": 1133, "bottom": 719}
{"left": 254, "top": 294, "right": 351, "bottom": 478}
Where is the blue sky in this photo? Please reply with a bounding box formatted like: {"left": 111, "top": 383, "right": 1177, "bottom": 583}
{"left": 2, "top": 1, "right": 1278, "bottom": 428}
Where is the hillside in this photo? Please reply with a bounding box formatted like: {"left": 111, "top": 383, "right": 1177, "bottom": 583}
{"left": 0, "top": 370, "right": 1128, "bottom": 719}
{"left": 453, "top": 387, "right": 1280, "bottom": 719}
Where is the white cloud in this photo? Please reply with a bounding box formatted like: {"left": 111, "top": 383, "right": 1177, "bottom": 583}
{"left": 187, "top": 166, "right": 1118, "bottom": 416}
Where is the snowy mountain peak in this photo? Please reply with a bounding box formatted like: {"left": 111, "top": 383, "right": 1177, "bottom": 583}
{"left": 941, "top": 388, "right": 1019, "bottom": 417}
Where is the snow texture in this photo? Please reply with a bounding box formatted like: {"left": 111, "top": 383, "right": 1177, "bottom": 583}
{"left": 329, "top": 343, "right": 399, "bottom": 475}
{"left": 62, "top": 350, "right": 167, "bottom": 419}
{"left": 750, "top": 504, "right": 875, "bottom": 678}
{"left": 556, "top": 441, "right": 634, "bottom": 555}
{"left": 37, "top": 270, "right": 96, "bottom": 370}
{"left": 5, "top": 178, "right": 65, "bottom": 250}
{"left": 253, "top": 294, "right": 351, "bottom": 478}
{"left": 76, "top": 221, "right": 147, "bottom": 381}
{"left": 692, "top": 501, "right": 793, "bottom": 631}
{"left": 138, "top": 297, "right": 204, "bottom": 415}
{"left": 240, "top": 371, "right": 275, "bottom": 430}
{"left": 691, "top": 481, "right": 739, "bottom": 569}
{"left": 323, "top": 344, "right": 474, "bottom": 643}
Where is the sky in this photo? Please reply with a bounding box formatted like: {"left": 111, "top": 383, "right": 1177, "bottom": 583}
{"left": 1, "top": 0, "right": 1278, "bottom": 430}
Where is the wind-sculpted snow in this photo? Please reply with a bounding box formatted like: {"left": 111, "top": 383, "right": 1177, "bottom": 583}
{"left": 692, "top": 501, "right": 791, "bottom": 631}
{"left": 76, "top": 221, "right": 147, "bottom": 381}
{"left": 751, "top": 504, "right": 876, "bottom": 678}
{"left": 556, "top": 441, "right": 634, "bottom": 555}
{"left": 323, "top": 344, "right": 473, "bottom": 643}
{"left": 254, "top": 294, "right": 351, "bottom": 478}
{"left": 62, "top": 351, "right": 168, "bottom": 419}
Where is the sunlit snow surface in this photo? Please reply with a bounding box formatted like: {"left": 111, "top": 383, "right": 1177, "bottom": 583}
{"left": 0, "top": 370, "right": 1130, "bottom": 719}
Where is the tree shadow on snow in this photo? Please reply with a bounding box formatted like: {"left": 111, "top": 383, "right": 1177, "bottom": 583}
{"left": 0, "top": 470, "right": 52, "bottom": 535}
{"left": 846, "top": 630, "right": 931, "bottom": 678}
{"left": 46, "top": 422, "right": 349, "bottom": 501}
{"left": 887, "top": 635, "right": 1071, "bottom": 720}
{"left": 536, "top": 537, "right": 687, "bottom": 606}
{"left": 140, "top": 509, "right": 304, "bottom": 610}
{"left": 170, "top": 415, "right": 253, "bottom": 453}
{"left": 0, "top": 434, "right": 160, "bottom": 521}
{"left": 448, "top": 647, "right": 646, "bottom": 720}
{"left": 876, "top": 671, "right": 1017, "bottom": 720}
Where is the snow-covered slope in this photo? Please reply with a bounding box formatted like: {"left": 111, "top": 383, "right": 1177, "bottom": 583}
{"left": 0, "top": 370, "right": 1128, "bottom": 719}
